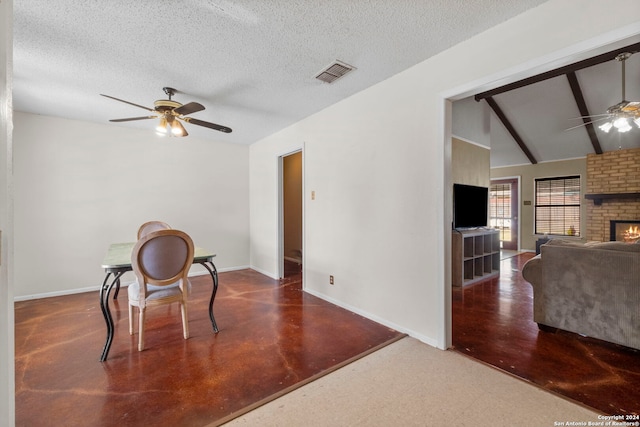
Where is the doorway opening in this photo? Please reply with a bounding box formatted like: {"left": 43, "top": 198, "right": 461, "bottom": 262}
{"left": 490, "top": 177, "right": 519, "bottom": 251}
{"left": 280, "top": 151, "right": 303, "bottom": 278}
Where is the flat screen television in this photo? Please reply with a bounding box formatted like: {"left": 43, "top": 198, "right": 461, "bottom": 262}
{"left": 453, "top": 184, "right": 488, "bottom": 229}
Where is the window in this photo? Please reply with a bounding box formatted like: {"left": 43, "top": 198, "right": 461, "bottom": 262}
{"left": 534, "top": 176, "right": 580, "bottom": 236}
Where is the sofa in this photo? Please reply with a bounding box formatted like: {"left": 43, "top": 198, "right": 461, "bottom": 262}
{"left": 522, "top": 239, "right": 640, "bottom": 350}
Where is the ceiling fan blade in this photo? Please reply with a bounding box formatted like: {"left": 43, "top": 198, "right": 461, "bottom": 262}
{"left": 109, "top": 116, "right": 157, "bottom": 122}
{"left": 568, "top": 113, "right": 612, "bottom": 120}
{"left": 183, "top": 117, "right": 232, "bottom": 133}
{"left": 174, "top": 102, "right": 205, "bottom": 116}
{"left": 564, "top": 116, "right": 609, "bottom": 131}
{"left": 100, "top": 94, "right": 155, "bottom": 112}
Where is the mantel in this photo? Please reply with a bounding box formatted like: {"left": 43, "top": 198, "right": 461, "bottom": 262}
{"left": 584, "top": 192, "right": 640, "bottom": 206}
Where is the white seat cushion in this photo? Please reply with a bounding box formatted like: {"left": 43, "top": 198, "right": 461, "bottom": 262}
{"left": 128, "top": 279, "right": 192, "bottom": 304}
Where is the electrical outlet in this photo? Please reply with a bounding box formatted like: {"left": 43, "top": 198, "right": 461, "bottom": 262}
{"left": 329, "top": 275, "right": 334, "bottom": 285}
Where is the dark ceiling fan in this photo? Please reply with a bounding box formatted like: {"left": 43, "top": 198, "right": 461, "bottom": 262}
{"left": 100, "top": 87, "right": 232, "bottom": 136}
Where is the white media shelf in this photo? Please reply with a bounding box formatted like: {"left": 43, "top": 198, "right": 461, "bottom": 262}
{"left": 452, "top": 228, "right": 500, "bottom": 287}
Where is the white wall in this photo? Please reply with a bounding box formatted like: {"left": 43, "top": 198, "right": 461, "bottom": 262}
{"left": 249, "top": 0, "right": 640, "bottom": 348}
{"left": 452, "top": 96, "right": 490, "bottom": 148}
{"left": 1, "top": 0, "right": 15, "bottom": 423}
{"left": 13, "top": 112, "right": 249, "bottom": 298}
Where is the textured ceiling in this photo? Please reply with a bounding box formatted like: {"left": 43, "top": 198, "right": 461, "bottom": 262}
{"left": 13, "top": 0, "right": 549, "bottom": 150}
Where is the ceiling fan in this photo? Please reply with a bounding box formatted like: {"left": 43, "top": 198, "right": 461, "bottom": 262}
{"left": 100, "top": 87, "right": 232, "bottom": 136}
{"left": 568, "top": 52, "right": 640, "bottom": 133}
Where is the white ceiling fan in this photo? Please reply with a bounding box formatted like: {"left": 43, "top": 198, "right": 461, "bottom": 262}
{"left": 568, "top": 52, "right": 640, "bottom": 133}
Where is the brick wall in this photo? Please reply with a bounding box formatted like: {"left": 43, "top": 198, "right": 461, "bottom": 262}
{"left": 586, "top": 147, "right": 640, "bottom": 241}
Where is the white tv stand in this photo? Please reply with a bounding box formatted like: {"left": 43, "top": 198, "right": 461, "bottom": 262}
{"left": 452, "top": 228, "right": 500, "bottom": 287}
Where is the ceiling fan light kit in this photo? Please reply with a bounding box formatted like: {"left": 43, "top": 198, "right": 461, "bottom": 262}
{"left": 597, "top": 53, "right": 640, "bottom": 134}
{"left": 155, "top": 116, "right": 168, "bottom": 134}
{"left": 101, "top": 86, "right": 232, "bottom": 137}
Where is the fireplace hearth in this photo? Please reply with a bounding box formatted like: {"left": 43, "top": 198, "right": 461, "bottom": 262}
{"left": 610, "top": 220, "right": 640, "bottom": 243}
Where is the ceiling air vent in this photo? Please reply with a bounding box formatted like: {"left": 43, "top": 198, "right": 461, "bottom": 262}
{"left": 315, "top": 60, "right": 356, "bottom": 84}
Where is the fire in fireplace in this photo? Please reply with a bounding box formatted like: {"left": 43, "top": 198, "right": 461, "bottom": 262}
{"left": 610, "top": 220, "right": 640, "bottom": 243}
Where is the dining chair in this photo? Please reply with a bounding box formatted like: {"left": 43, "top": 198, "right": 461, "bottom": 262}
{"left": 137, "top": 220, "right": 171, "bottom": 239}
{"left": 128, "top": 229, "right": 194, "bottom": 351}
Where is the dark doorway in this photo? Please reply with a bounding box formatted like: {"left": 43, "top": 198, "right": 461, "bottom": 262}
{"left": 282, "top": 151, "right": 302, "bottom": 277}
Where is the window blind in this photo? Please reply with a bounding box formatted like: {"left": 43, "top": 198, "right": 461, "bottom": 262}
{"left": 490, "top": 183, "right": 512, "bottom": 241}
{"left": 535, "top": 176, "right": 580, "bottom": 236}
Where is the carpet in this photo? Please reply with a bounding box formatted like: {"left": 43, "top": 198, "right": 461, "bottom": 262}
{"left": 222, "top": 337, "right": 600, "bottom": 426}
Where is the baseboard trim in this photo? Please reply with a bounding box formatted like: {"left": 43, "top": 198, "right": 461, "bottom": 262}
{"left": 303, "top": 288, "right": 439, "bottom": 349}
{"left": 249, "top": 265, "right": 279, "bottom": 280}
{"left": 15, "top": 285, "right": 111, "bottom": 302}
{"left": 14, "top": 265, "right": 251, "bottom": 301}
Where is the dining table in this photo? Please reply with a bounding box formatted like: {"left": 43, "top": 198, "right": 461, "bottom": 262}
{"left": 99, "top": 242, "right": 219, "bottom": 361}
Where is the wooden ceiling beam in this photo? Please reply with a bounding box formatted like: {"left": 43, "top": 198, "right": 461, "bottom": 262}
{"left": 566, "top": 71, "right": 603, "bottom": 155}
{"left": 475, "top": 41, "right": 640, "bottom": 101}
{"left": 485, "top": 96, "right": 537, "bottom": 164}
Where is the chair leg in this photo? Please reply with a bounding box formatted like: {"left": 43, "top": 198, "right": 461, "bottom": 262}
{"left": 181, "top": 302, "right": 189, "bottom": 340}
{"left": 128, "top": 304, "right": 134, "bottom": 335}
{"left": 138, "top": 308, "right": 145, "bottom": 351}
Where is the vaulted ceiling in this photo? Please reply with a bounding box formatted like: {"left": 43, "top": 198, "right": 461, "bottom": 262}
{"left": 454, "top": 41, "right": 640, "bottom": 168}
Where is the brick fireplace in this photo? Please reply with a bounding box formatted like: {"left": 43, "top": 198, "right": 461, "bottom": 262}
{"left": 585, "top": 147, "right": 640, "bottom": 242}
{"left": 610, "top": 220, "right": 640, "bottom": 242}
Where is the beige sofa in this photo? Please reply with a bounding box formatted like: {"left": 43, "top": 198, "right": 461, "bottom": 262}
{"left": 522, "top": 239, "right": 640, "bottom": 350}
